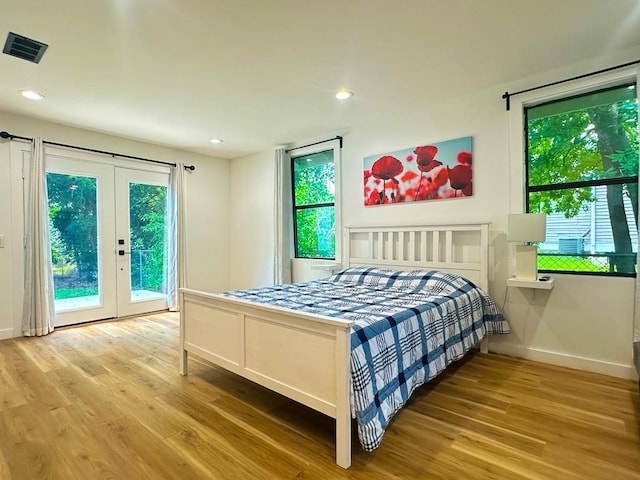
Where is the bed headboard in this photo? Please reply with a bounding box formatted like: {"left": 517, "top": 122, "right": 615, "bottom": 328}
{"left": 343, "top": 223, "right": 490, "bottom": 291}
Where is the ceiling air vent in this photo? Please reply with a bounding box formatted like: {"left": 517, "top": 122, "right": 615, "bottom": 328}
{"left": 3, "top": 32, "right": 48, "bottom": 64}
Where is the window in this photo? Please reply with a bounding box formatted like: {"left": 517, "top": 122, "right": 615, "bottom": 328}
{"left": 526, "top": 83, "right": 638, "bottom": 275}
{"left": 291, "top": 149, "right": 336, "bottom": 259}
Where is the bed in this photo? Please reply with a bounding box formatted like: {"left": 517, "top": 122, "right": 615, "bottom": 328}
{"left": 179, "top": 223, "right": 508, "bottom": 469}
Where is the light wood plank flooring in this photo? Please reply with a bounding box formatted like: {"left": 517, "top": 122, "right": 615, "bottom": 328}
{"left": 0, "top": 312, "right": 638, "bottom": 479}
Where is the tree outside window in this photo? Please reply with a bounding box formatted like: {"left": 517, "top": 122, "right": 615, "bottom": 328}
{"left": 526, "top": 83, "right": 638, "bottom": 275}
{"left": 47, "top": 174, "right": 167, "bottom": 299}
{"left": 292, "top": 150, "right": 335, "bottom": 259}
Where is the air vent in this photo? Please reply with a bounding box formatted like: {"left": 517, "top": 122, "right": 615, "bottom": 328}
{"left": 3, "top": 32, "right": 48, "bottom": 64}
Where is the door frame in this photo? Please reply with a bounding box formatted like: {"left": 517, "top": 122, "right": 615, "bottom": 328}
{"left": 17, "top": 143, "right": 172, "bottom": 327}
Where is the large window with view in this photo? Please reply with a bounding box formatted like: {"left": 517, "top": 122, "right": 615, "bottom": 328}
{"left": 292, "top": 149, "right": 335, "bottom": 259}
{"left": 526, "top": 83, "right": 638, "bottom": 276}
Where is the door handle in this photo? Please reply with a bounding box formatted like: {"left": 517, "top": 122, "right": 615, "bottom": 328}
{"left": 118, "top": 250, "right": 132, "bottom": 256}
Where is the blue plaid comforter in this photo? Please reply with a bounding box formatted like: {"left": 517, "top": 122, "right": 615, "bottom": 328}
{"left": 223, "top": 267, "right": 509, "bottom": 451}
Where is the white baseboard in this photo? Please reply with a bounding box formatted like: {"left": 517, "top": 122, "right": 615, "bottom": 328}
{"left": 490, "top": 342, "right": 637, "bottom": 381}
{"left": 0, "top": 328, "right": 15, "bottom": 341}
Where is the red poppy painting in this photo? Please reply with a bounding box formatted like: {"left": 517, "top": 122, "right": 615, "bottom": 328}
{"left": 363, "top": 136, "right": 473, "bottom": 205}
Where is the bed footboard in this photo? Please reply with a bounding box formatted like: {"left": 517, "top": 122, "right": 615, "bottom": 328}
{"left": 179, "top": 288, "right": 354, "bottom": 469}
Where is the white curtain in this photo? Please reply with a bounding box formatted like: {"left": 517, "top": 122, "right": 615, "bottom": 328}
{"left": 22, "top": 137, "right": 55, "bottom": 336}
{"left": 167, "top": 163, "right": 187, "bottom": 310}
{"left": 274, "top": 147, "right": 292, "bottom": 285}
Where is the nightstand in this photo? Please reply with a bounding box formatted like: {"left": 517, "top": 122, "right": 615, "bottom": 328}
{"left": 507, "top": 276, "right": 554, "bottom": 290}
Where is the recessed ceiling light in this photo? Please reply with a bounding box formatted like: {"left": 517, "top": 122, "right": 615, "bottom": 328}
{"left": 209, "top": 137, "right": 223, "bottom": 144}
{"left": 18, "top": 89, "right": 45, "bottom": 100}
{"left": 335, "top": 89, "right": 353, "bottom": 100}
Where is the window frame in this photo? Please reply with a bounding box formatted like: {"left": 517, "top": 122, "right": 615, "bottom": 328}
{"left": 521, "top": 79, "right": 638, "bottom": 277}
{"left": 290, "top": 141, "right": 341, "bottom": 261}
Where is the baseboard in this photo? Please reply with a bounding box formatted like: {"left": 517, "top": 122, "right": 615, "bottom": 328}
{"left": 0, "top": 328, "right": 15, "bottom": 341}
{"left": 490, "top": 342, "right": 637, "bottom": 381}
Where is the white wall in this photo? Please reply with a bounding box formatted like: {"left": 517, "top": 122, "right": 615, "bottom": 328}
{"left": 0, "top": 111, "right": 230, "bottom": 339}
{"left": 228, "top": 151, "right": 275, "bottom": 290}
{"left": 500, "top": 276, "right": 634, "bottom": 378}
{"left": 229, "top": 56, "right": 639, "bottom": 380}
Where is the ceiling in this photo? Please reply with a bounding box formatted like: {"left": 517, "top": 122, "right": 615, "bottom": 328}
{"left": 2, "top": 0, "right": 640, "bottom": 159}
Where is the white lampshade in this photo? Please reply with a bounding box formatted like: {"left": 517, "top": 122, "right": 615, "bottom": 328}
{"left": 508, "top": 213, "right": 547, "bottom": 281}
{"left": 507, "top": 213, "right": 546, "bottom": 242}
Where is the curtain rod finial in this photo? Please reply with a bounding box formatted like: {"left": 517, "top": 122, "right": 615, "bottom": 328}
{"left": 0, "top": 131, "right": 11, "bottom": 139}
{"left": 184, "top": 165, "right": 195, "bottom": 171}
{"left": 502, "top": 92, "right": 511, "bottom": 111}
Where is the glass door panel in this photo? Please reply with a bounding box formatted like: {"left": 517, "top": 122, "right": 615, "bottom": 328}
{"left": 128, "top": 182, "right": 168, "bottom": 302}
{"left": 115, "top": 168, "right": 169, "bottom": 317}
{"left": 46, "top": 156, "right": 117, "bottom": 326}
{"left": 47, "top": 172, "right": 100, "bottom": 311}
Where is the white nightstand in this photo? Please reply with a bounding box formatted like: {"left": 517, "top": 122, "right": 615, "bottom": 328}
{"left": 310, "top": 262, "right": 342, "bottom": 273}
{"left": 507, "top": 276, "right": 554, "bottom": 290}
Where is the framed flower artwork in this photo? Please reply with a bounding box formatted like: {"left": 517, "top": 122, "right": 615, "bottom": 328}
{"left": 363, "top": 136, "right": 473, "bottom": 205}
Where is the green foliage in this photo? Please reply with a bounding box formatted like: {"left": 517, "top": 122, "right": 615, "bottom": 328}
{"left": 47, "top": 174, "right": 167, "bottom": 295}
{"left": 55, "top": 287, "right": 99, "bottom": 300}
{"left": 609, "top": 147, "right": 639, "bottom": 177}
{"left": 295, "top": 207, "right": 335, "bottom": 258}
{"left": 528, "top": 111, "right": 602, "bottom": 215}
{"left": 293, "top": 151, "right": 336, "bottom": 258}
{"left": 47, "top": 173, "right": 98, "bottom": 282}
{"left": 528, "top": 94, "right": 638, "bottom": 217}
{"left": 293, "top": 159, "right": 335, "bottom": 206}
{"left": 129, "top": 183, "right": 167, "bottom": 292}
{"left": 539, "top": 255, "right": 608, "bottom": 272}
{"left": 528, "top": 85, "right": 638, "bottom": 274}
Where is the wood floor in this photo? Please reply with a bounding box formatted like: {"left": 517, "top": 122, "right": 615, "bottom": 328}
{"left": 0, "top": 313, "right": 638, "bottom": 480}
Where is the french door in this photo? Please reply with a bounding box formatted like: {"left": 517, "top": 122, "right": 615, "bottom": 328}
{"left": 46, "top": 156, "right": 171, "bottom": 326}
{"left": 114, "top": 168, "right": 169, "bottom": 317}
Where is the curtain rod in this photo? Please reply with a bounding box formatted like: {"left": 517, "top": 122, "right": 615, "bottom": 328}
{"left": 0, "top": 131, "right": 196, "bottom": 171}
{"left": 501, "top": 58, "right": 640, "bottom": 111}
{"left": 285, "top": 135, "right": 343, "bottom": 154}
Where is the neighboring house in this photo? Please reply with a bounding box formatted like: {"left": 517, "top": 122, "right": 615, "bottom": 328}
{"left": 542, "top": 185, "right": 638, "bottom": 254}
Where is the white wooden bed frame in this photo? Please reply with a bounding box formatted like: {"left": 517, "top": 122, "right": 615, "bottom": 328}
{"left": 179, "top": 223, "right": 490, "bottom": 469}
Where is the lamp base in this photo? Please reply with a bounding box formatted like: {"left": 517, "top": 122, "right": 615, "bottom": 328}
{"left": 515, "top": 245, "right": 538, "bottom": 281}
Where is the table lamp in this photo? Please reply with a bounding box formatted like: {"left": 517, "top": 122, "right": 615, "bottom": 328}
{"left": 508, "top": 213, "right": 547, "bottom": 281}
